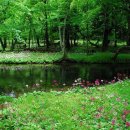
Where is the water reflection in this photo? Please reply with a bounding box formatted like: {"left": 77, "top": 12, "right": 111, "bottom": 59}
{"left": 0, "top": 64, "right": 130, "bottom": 95}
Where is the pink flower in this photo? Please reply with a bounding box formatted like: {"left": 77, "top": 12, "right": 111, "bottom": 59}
{"left": 97, "top": 107, "right": 104, "bottom": 112}
{"left": 90, "top": 97, "right": 96, "bottom": 101}
{"left": 82, "top": 80, "right": 85, "bottom": 83}
{"left": 111, "top": 119, "right": 116, "bottom": 125}
{"left": 95, "top": 79, "right": 100, "bottom": 86}
{"left": 53, "top": 80, "right": 57, "bottom": 83}
{"left": 123, "top": 110, "right": 130, "bottom": 115}
{"left": 95, "top": 113, "right": 102, "bottom": 119}
{"left": 126, "top": 122, "right": 130, "bottom": 127}
{"left": 111, "top": 80, "right": 115, "bottom": 83}
{"left": 116, "top": 98, "right": 121, "bottom": 101}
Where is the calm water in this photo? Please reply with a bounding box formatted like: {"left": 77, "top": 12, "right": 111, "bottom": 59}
{"left": 0, "top": 64, "right": 130, "bottom": 96}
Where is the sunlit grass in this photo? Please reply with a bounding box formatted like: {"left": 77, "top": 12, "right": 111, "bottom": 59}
{"left": 0, "top": 52, "right": 62, "bottom": 64}
{"left": 0, "top": 52, "right": 130, "bottom": 64}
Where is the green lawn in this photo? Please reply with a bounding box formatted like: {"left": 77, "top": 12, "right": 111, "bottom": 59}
{"left": 0, "top": 52, "right": 130, "bottom": 64}
{"left": 0, "top": 80, "right": 130, "bottom": 129}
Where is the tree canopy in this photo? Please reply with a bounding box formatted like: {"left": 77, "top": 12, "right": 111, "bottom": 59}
{"left": 0, "top": 0, "right": 129, "bottom": 53}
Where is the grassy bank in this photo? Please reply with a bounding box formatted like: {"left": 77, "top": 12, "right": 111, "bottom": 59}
{"left": 0, "top": 81, "right": 130, "bottom": 129}
{"left": 0, "top": 52, "right": 130, "bottom": 64}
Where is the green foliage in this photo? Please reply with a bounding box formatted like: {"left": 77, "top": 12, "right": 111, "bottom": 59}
{"left": 0, "top": 0, "right": 129, "bottom": 51}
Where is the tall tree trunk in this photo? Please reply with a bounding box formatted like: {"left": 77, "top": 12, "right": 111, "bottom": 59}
{"left": 65, "top": 25, "right": 70, "bottom": 49}
{"left": 4, "top": 38, "right": 7, "bottom": 48}
{"left": 0, "top": 37, "right": 6, "bottom": 51}
{"left": 63, "top": 22, "right": 67, "bottom": 58}
{"left": 36, "top": 36, "right": 40, "bottom": 47}
{"left": 11, "top": 38, "right": 17, "bottom": 51}
{"left": 59, "top": 18, "right": 67, "bottom": 59}
{"left": 73, "top": 31, "right": 77, "bottom": 46}
{"left": 102, "top": 12, "right": 111, "bottom": 51}
{"left": 28, "top": 31, "right": 31, "bottom": 49}
{"left": 102, "top": 29, "right": 111, "bottom": 50}
{"left": 44, "top": 0, "right": 50, "bottom": 49}
{"left": 127, "top": 5, "right": 130, "bottom": 46}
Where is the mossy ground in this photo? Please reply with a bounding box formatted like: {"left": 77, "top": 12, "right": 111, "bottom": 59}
{"left": 0, "top": 80, "right": 130, "bottom": 129}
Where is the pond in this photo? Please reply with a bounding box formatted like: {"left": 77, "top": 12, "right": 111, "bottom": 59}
{"left": 0, "top": 64, "right": 130, "bottom": 97}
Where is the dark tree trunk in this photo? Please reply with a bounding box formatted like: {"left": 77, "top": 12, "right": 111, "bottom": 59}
{"left": 28, "top": 32, "right": 31, "bottom": 49}
{"left": 127, "top": 8, "right": 130, "bottom": 46}
{"left": 102, "top": 29, "right": 111, "bottom": 50}
{"left": 65, "top": 25, "right": 70, "bottom": 49}
{"left": 4, "top": 38, "right": 7, "bottom": 48}
{"left": 36, "top": 36, "right": 40, "bottom": 47}
{"left": 73, "top": 31, "right": 77, "bottom": 46}
{"left": 44, "top": 0, "right": 50, "bottom": 49}
{"left": 11, "top": 38, "right": 17, "bottom": 51}
{"left": 0, "top": 37, "right": 6, "bottom": 51}
{"left": 102, "top": 12, "right": 111, "bottom": 51}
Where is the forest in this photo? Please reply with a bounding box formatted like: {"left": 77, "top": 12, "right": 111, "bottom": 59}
{"left": 0, "top": 0, "right": 130, "bottom": 55}
{"left": 0, "top": 0, "right": 130, "bottom": 129}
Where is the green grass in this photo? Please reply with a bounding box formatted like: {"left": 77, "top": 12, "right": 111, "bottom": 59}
{"left": 0, "top": 52, "right": 130, "bottom": 64}
{"left": 0, "top": 81, "right": 130, "bottom": 129}
{"left": 68, "top": 52, "right": 130, "bottom": 63}
{"left": 0, "top": 52, "right": 62, "bottom": 64}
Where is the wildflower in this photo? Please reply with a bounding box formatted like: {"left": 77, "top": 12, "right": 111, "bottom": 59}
{"left": 74, "top": 80, "right": 77, "bottom": 83}
{"left": 95, "top": 79, "right": 100, "bottom": 86}
{"left": 101, "top": 80, "right": 104, "bottom": 84}
{"left": 36, "top": 83, "right": 40, "bottom": 87}
{"left": 77, "top": 78, "right": 81, "bottom": 82}
{"left": 40, "top": 80, "right": 43, "bottom": 82}
{"left": 53, "top": 80, "right": 57, "bottom": 83}
{"left": 111, "top": 119, "right": 116, "bottom": 125}
{"left": 126, "top": 122, "right": 130, "bottom": 127}
{"left": 63, "top": 83, "right": 66, "bottom": 86}
{"left": 82, "top": 80, "right": 85, "bottom": 83}
{"left": 97, "top": 107, "right": 104, "bottom": 112}
{"left": 95, "top": 113, "right": 102, "bottom": 119}
{"left": 116, "top": 98, "right": 121, "bottom": 101}
{"left": 111, "top": 80, "right": 115, "bottom": 83}
{"left": 25, "top": 84, "right": 29, "bottom": 88}
{"left": 123, "top": 110, "right": 130, "bottom": 115}
{"left": 90, "top": 97, "right": 96, "bottom": 101}
{"left": 72, "top": 83, "right": 76, "bottom": 86}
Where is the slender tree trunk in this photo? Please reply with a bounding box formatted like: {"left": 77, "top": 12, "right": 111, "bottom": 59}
{"left": 36, "top": 36, "right": 40, "bottom": 47}
{"left": 127, "top": 8, "right": 130, "bottom": 46}
{"left": 63, "top": 22, "right": 67, "bottom": 58}
{"left": 59, "top": 26, "right": 63, "bottom": 49}
{"left": 114, "top": 28, "right": 117, "bottom": 47}
{"left": 0, "top": 38, "right": 5, "bottom": 51}
{"left": 0, "top": 37, "right": 6, "bottom": 51}
{"left": 28, "top": 31, "right": 31, "bottom": 49}
{"left": 102, "top": 12, "right": 111, "bottom": 51}
{"left": 11, "top": 38, "right": 17, "bottom": 51}
{"left": 4, "top": 38, "right": 7, "bottom": 48}
{"left": 59, "top": 18, "right": 67, "bottom": 59}
{"left": 65, "top": 25, "right": 70, "bottom": 49}
{"left": 73, "top": 31, "right": 77, "bottom": 46}
{"left": 44, "top": 0, "right": 50, "bottom": 49}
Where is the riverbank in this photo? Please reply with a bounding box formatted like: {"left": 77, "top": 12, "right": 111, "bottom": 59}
{"left": 0, "top": 52, "right": 130, "bottom": 64}
{"left": 0, "top": 80, "right": 130, "bottom": 129}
